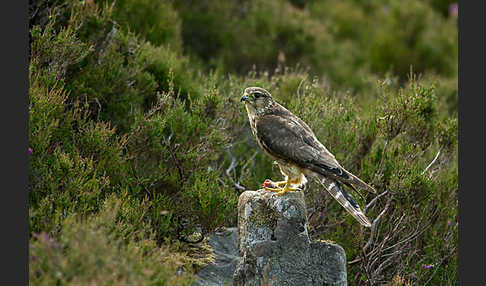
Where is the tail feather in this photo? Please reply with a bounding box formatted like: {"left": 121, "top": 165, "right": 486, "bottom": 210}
{"left": 345, "top": 170, "right": 376, "bottom": 194}
{"left": 312, "top": 162, "right": 376, "bottom": 194}
{"left": 313, "top": 174, "right": 372, "bottom": 227}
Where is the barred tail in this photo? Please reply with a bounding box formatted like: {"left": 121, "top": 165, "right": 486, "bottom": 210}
{"left": 314, "top": 174, "right": 372, "bottom": 227}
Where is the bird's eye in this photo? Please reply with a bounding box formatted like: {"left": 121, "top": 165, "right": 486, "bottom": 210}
{"left": 254, "top": 92, "right": 262, "bottom": 99}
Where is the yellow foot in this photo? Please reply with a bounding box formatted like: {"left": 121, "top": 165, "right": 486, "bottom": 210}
{"left": 261, "top": 179, "right": 284, "bottom": 192}
{"left": 273, "top": 184, "right": 301, "bottom": 196}
{"left": 264, "top": 186, "right": 284, "bottom": 192}
{"left": 273, "top": 180, "right": 287, "bottom": 187}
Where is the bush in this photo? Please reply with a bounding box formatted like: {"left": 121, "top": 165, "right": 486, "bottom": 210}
{"left": 365, "top": 0, "right": 457, "bottom": 78}
{"left": 29, "top": 0, "right": 237, "bottom": 257}
{"left": 174, "top": 0, "right": 363, "bottom": 90}
{"left": 309, "top": 0, "right": 458, "bottom": 82}
{"left": 29, "top": 195, "right": 195, "bottom": 285}
{"left": 108, "top": 0, "right": 183, "bottom": 49}
{"left": 29, "top": 73, "right": 125, "bottom": 234}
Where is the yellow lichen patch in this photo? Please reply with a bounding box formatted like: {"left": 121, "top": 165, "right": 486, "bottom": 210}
{"left": 316, "top": 238, "right": 338, "bottom": 245}
{"left": 166, "top": 236, "right": 216, "bottom": 273}
{"left": 248, "top": 203, "right": 279, "bottom": 229}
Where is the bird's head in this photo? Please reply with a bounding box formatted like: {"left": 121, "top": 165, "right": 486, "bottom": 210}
{"left": 241, "top": 87, "right": 274, "bottom": 116}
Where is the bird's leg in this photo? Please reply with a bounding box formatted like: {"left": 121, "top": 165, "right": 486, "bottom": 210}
{"left": 273, "top": 181, "right": 288, "bottom": 187}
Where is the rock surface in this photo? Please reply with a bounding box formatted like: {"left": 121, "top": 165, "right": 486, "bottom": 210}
{"left": 233, "top": 190, "right": 347, "bottom": 286}
{"left": 194, "top": 228, "right": 240, "bottom": 286}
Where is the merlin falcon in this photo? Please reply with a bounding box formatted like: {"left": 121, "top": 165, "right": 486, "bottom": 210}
{"left": 241, "top": 87, "right": 376, "bottom": 227}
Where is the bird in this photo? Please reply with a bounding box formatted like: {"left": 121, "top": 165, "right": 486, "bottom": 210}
{"left": 240, "top": 87, "right": 376, "bottom": 227}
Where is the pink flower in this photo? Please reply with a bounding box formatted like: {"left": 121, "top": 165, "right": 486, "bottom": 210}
{"left": 28, "top": 147, "right": 33, "bottom": 155}
{"left": 449, "top": 3, "right": 458, "bottom": 17}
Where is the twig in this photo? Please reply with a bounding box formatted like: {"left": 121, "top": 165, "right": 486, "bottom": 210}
{"left": 363, "top": 194, "right": 392, "bottom": 253}
{"left": 233, "top": 182, "right": 247, "bottom": 192}
{"left": 296, "top": 77, "right": 306, "bottom": 97}
{"left": 225, "top": 155, "right": 237, "bottom": 179}
{"left": 225, "top": 150, "right": 250, "bottom": 191}
{"left": 239, "top": 150, "right": 259, "bottom": 182}
{"left": 366, "top": 213, "right": 405, "bottom": 260}
{"left": 364, "top": 190, "right": 389, "bottom": 213}
{"left": 382, "top": 221, "right": 432, "bottom": 253}
{"left": 374, "top": 254, "right": 398, "bottom": 278}
{"left": 422, "top": 147, "right": 442, "bottom": 175}
{"left": 348, "top": 258, "right": 362, "bottom": 265}
{"left": 164, "top": 133, "right": 184, "bottom": 181}
{"left": 373, "top": 140, "right": 389, "bottom": 186}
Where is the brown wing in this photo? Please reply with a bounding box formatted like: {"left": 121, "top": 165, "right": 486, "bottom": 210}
{"left": 256, "top": 114, "right": 347, "bottom": 178}
{"left": 271, "top": 103, "right": 339, "bottom": 162}
{"left": 256, "top": 112, "right": 376, "bottom": 193}
{"left": 255, "top": 114, "right": 326, "bottom": 167}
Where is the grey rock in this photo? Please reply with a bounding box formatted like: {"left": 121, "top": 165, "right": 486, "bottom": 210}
{"left": 194, "top": 228, "right": 239, "bottom": 286}
{"left": 233, "top": 190, "right": 347, "bottom": 286}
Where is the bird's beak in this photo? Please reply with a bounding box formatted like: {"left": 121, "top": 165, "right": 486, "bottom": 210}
{"left": 241, "top": 94, "right": 249, "bottom": 102}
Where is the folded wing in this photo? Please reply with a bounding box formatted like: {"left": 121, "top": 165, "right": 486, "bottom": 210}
{"left": 256, "top": 114, "right": 375, "bottom": 193}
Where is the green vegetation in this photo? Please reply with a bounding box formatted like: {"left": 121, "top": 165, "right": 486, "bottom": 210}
{"left": 29, "top": 0, "right": 457, "bottom": 285}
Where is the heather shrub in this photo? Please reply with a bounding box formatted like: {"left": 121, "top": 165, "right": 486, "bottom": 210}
{"left": 122, "top": 84, "right": 237, "bottom": 240}
{"left": 173, "top": 0, "right": 457, "bottom": 94}
{"left": 138, "top": 44, "right": 204, "bottom": 108}
{"left": 420, "top": 73, "right": 458, "bottom": 115}
{"left": 29, "top": 20, "right": 92, "bottom": 86}
{"left": 28, "top": 73, "right": 126, "bottom": 234}
{"left": 173, "top": 0, "right": 368, "bottom": 91}
{"left": 29, "top": 195, "right": 195, "bottom": 285}
{"left": 32, "top": 1, "right": 201, "bottom": 133}
{"left": 301, "top": 78, "right": 458, "bottom": 285}
{"left": 425, "top": 0, "right": 458, "bottom": 17}
{"left": 309, "top": 0, "right": 458, "bottom": 81}
{"left": 108, "top": 0, "right": 183, "bottom": 49}
{"left": 365, "top": 0, "right": 457, "bottom": 78}
{"left": 29, "top": 0, "right": 236, "bottom": 265}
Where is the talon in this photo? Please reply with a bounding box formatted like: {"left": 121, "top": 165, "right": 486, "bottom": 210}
{"left": 261, "top": 179, "right": 301, "bottom": 195}
{"left": 272, "top": 184, "right": 301, "bottom": 196}
{"left": 264, "top": 186, "right": 284, "bottom": 192}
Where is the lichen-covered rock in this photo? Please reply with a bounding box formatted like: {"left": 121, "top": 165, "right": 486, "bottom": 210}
{"left": 233, "top": 190, "right": 347, "bottom": 286}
